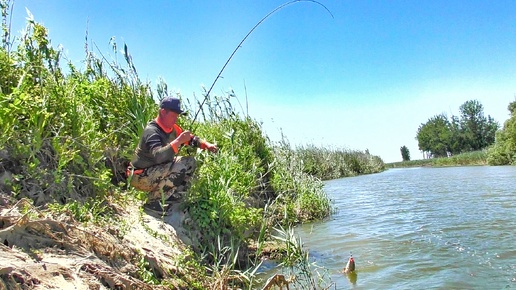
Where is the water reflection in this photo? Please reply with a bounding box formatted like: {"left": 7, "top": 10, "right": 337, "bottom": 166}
{"left": 346, "top": 272, "right": 357, "bottom": 286}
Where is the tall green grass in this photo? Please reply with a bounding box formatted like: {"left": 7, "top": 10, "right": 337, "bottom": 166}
{"left": 386, "top": 150, "right": 488, "bottom": 168}
{"left": 433, "top": 150, "right": 487, "bottom": 166}
{"left": 270, "top": 225, "right": 334, "bottom": 290}
{"left": 295, "top": 145, "right": 385, "bottom": 180}
{"left": 0, "top": 7, "right": 387, "bottom": 288}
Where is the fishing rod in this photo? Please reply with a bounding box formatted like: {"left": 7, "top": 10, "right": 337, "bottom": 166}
{"left": 189, "top": 0, "right": 334, "bottom": 128}
{"left": 161, "top": 0, "right": 333, "bottom": 207}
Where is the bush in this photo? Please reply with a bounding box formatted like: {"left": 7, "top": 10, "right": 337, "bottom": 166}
{"left": 487, "top": 106, "right": 516, "bottom": 165}
{"left": 0, "top": 10, "right": 336, "bottom": 288}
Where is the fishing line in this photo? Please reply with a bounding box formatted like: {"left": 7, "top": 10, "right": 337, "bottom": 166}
{"left": 189, "top": 0, "right": 334, "bottom": 128}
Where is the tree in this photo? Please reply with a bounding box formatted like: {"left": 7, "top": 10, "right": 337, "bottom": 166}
{"left": 416, "top": 113, "right": 451, "bottom": 158}
{"left": 459, "top": 100, "right": 499, "bottom": 151}
{"left": 400, "top": 145, "right": 410, "bottom": 161}
{"left": 483, "top": 115, "right": 499, "bottom": 147}
{"left": 487, "top": 100, "right": 516, "bottom": 165}
{"left": 416, "top": 100, "right": 500, "bottom": 159}
{"left": 448, "top": 115, "right": 465, "bottom": 155}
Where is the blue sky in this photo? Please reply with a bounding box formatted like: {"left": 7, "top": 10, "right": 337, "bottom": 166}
{"left": 8, "top": 0, "right": 516, "bottom": 162}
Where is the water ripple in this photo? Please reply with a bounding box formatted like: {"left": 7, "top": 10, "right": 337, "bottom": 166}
{"left": 296, "top": 166, "right": 516, "bottom": 289}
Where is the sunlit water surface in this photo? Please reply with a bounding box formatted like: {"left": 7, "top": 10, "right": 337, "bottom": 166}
{"left": 292, "top": 166, "right": 516, "bottom": 289}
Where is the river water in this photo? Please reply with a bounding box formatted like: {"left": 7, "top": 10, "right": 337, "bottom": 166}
{"left": 295, "top": 166, "right": 516, "bottom": 289}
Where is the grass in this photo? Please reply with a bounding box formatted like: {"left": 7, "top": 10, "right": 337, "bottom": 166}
{"left": 386, "top": 150, "right": 488, "bottom": 168}
{"left": 0, "top": 6, "right": 397, "bottom": 288}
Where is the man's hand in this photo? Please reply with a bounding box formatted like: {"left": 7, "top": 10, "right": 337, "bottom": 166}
{"left": 177, "top": 130, "right": 193, "bottom": 144}
{"left": 170, "top": 131, "right": 193, "bottom": 153}
{"left": 204, "top": 141, "right": 218, "bottom": 153}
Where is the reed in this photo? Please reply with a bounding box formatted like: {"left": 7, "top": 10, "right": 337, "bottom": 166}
{"left": 387, "top": 150, "right": 488, "bottom": 168}
{"left": 271, "top": 224, "right": 334, "bottom": 290}
{"left": 433, "top": 150, "right": 487, "bottom": 166}
{"left": 0, "top": 9, "right": 335, "bottom": 288}
{"left": 295, "top": 144, "right": 386, "bottom": 180}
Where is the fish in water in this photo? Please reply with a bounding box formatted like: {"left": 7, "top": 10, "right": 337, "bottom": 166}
{"left": 342, "top": 255, "right": 356, "bottom": 274}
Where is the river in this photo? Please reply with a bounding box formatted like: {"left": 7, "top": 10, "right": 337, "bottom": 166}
{"left": 294, "top": 166, "right": 516, "bottom": 289}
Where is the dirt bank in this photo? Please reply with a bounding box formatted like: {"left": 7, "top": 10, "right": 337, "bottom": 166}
{"left": 0, "top": 196, "right": 204, "bottom": 289}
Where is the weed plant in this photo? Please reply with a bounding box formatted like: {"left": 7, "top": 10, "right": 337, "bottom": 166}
{"left": 432, "top": 150, "right": 487, "bottom": 166}
{"left": 487, "top": 104, "right": 516, "bottom": 165}
{"left": 295, "top": 145, "right": 385, "bottom": 180}
{"left": 0, "top": 6, "right": 386, "bottom": 288}
{"left": 270, "top": 225, "right": 333, "bottom": 290}
{"left": 0, "top": 11, "right": 156, "bottom": 210}
{"left": 387, "top": 150, "right": 488, "bottom": 168}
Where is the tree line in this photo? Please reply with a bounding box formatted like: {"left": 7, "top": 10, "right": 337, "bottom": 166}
{"left": 415, "top": 100, "right": 499, "bottom": 158}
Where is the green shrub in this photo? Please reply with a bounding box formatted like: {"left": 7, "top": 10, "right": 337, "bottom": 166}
{"left": 487, "top": 117, "right": 516, "bottom": 165}
{"left": 0, "top": 11, "right": 335, "bottom": 288}
{"left": 295, "top": 145, "right": 385, "bottom": 180}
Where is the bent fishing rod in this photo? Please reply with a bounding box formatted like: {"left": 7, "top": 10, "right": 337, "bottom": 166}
{"left": 189, "top": 0, "right": 333, "bottom": 128}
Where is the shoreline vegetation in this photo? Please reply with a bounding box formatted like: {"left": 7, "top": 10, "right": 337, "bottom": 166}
{"left": 0, "top": 6, "right": 385, "bottom": 289}
{"left": 386, "top": 150, "right": 489, "bottom": 168}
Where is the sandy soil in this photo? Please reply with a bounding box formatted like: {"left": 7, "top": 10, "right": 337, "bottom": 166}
{"left": 0, "top": 197, "right": 199, "bottom": 290}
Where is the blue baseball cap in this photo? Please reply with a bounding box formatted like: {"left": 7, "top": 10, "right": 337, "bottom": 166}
{"left": 159, "top": 96, "right": 186, "bottom": 115}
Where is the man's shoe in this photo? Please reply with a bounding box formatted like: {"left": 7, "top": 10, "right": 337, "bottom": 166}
{"left": 143, "top": 201, "right": 171, "bottom": 216}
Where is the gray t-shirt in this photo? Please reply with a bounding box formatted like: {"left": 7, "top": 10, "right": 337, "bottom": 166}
{"left": 130, "top": 120, "right": 178, "bottom": 169}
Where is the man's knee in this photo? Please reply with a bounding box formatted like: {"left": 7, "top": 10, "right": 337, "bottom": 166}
{"left": 186, "top": 156, "right": 197, "bottom": 173}
{"left": 175, "top": 156, "right": 197, "bottom": 174}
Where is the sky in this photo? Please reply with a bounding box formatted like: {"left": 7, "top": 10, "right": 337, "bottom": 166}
{"left": 7, "top": 0, "right": 516, "bottom": 162}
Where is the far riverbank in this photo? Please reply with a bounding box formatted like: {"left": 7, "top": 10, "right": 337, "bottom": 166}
{"left": 386, "top": 150, "right": 488, "bottom": 168}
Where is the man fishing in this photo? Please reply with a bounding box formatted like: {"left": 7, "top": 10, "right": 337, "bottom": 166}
{"left": 127, "top": 96, "right": 218, "bottom": 214}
